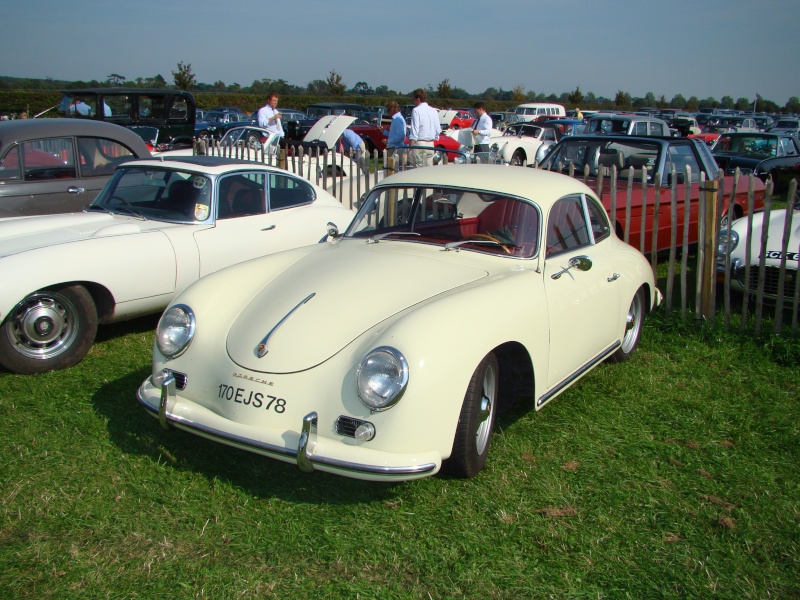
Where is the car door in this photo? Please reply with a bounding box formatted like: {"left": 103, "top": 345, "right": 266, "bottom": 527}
{"left": 193, "top": 171, "right": 322, "bottom": 277}
{"left": 543, "top": 194, "right": 621, "bottom": 389}
{"left": 0, "top": 137, "right": 84, "bottom": 217}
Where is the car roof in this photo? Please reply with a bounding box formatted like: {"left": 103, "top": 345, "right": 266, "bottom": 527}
{"left": 0, "top": 118, "right": 152, "bottom": 155}
{"left": 376, "top": 164, "right": 594, "bottom": 208}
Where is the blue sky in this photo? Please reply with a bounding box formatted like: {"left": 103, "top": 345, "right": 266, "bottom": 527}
{"left": 2, "top": 0, "right": 798, "bottom": 104}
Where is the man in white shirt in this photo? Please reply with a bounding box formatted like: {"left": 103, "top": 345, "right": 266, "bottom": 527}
{"left": 409, "top": 89, "right": 441, "bottom": 167}
{"left": 257, "top": 93, "right": 284, "bottom": 138}
{"left": 471, "top": 102, "right": 493, "bottom": 163}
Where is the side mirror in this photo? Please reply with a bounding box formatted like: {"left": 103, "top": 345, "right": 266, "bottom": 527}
{"left": 326, "top": 222, "right": 340, "bottom": 238}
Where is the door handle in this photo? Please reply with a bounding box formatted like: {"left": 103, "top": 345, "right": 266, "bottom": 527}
{"left": 67, "top": 187, "right": 85, "bottom": 194}
{"left": 607, "top": 273, "right": 620, "bottom": 282}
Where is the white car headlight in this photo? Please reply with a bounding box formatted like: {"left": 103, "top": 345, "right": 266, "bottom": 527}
{"left": 717, "top": 229, "right": 739, "bottom": 256}
{"left": 156, "top": 304, "right": 196, "bottom": 358}
{"left": 356, "top": 346, "right": 409, "bottom": 411}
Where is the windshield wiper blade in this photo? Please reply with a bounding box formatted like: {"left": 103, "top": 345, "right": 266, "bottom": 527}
{"left": 367, "top": 231, "right": 420, "bottom": 243}
{"left": 443, "top": 239, "right": 518, "bottom": 251}
{"left": 85, "top": 204, "right": 111, "bottom": 213}
{"left": 105, "top": 205, "right": 146, "bottom": 220}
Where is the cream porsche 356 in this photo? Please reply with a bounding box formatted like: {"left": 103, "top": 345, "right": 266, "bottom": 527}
{"left": 137, "top": 165, "right": 662, "bottom": 481}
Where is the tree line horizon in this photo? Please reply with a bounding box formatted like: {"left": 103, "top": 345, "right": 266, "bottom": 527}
{"left": 2, "top": 65, "right": 798, "bottom": 114}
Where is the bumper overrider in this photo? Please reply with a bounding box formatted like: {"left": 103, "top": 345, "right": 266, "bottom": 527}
{"left": 136, "top": 372, "right": 439, "bottom": 481}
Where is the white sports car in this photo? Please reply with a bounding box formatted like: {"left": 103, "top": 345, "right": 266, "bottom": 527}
{"left": 137, "top": 165, "right": 661, "bottom": 481}
{"left": 489, "top": 122, "right": 562, "bottom": 166}
{"left": 0, "top": 156, "right": 354, "bottom": 374}
{"left": 717, "top": 197, "right": 800, "bottom": 301}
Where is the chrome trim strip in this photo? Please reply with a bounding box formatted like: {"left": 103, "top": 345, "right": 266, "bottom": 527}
{"left": 255, "top": 293, "right": 316, "bottom": 357}
{"left": 537, "top": 342, "right": 620, "bottom": 407}
{"left": 137, "top": 394, "right": 437, "bottom": 477}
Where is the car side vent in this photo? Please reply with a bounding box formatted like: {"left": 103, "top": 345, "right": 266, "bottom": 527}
{"left": 335, "top": 416, "right": 368, "bottom": 438}
{"left": 172, "top": 371, "right": 188, "bottom": 390}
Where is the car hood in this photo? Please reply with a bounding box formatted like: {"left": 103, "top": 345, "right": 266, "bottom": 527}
{"left": 225, "top": 241, "right": 489, "bottom": 374}
{"left": 0, "top": 212, "right": 183, "bottom": 258}
{"left": 733, "top": 208, "right": 800, "bottom": 256}
{"left": 302, "top": 115, "right": 357, "bottom": 147}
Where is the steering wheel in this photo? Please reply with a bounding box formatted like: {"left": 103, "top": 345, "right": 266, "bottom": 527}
{"left": 468, "top": 233, "right": 511, "bottom": 254}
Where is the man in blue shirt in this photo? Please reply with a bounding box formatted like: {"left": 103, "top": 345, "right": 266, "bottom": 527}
{"left": 383, "top": 101, "right": 406, "bottom": 150}
{"left": 339, "top": 128, "right": 366, "bottom": 161}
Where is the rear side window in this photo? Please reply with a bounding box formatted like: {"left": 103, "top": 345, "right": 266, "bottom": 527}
{"left": 268, "top": 174, "right": 315, "bottom": 210}
{"left": 77, "top": 137, "right": 136, "bottom": 177}
{"left": 0, "top": 147, "right": 21, "bottom": 181}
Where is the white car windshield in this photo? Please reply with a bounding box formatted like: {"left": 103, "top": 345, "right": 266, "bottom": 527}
{"left": 344, "top": 185, "right": 540, "bottom": 258}
{"left": 89, "top": 167, "right": 212, "bottom": 222}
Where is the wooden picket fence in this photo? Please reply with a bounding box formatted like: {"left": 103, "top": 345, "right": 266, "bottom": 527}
{"left": 196, "top": 138, "right": 800, "bottom": 336}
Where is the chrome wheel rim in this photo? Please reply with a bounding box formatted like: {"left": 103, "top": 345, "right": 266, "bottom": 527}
{"left": 5, "top": 291, "right": 80, "bottom": 360}
{"left": 475, "top": 362, "right": 497, "bottom": 455}
{"left": 620, "top": 292, "right": 643, "bottom": 354}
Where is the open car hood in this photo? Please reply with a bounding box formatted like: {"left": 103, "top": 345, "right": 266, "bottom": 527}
{"left": 302, "top": 115, "right": 357, "bottom": 147}
{"left": 225, "top": 242, "right": 488, "bottom": 374}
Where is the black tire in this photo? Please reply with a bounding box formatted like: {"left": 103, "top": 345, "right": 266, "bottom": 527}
{"left": 608, "top": 287, "right": 645, "bottom": 363}
{"left": 246, "top": 133, "right": 260, "bottom": 149}
{"left": 443, "top": 353, "right": 499, "bottom": 478}
{"left": 197, "top": 130, "right": 209, "bottom": 140}
{"left": 510, "top": 150, "right": 526, "bottom": 166}
{"left": 0, "top": 285, "right": 98, "bottom": 374}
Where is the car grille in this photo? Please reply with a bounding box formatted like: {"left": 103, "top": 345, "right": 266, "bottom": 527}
{"left": 171, "top": 371, "right": 188, "bottom": 390}
{"left": 335, "top": 416, "right": 370, "bottom": 438}
{"left": 741, "top": 266, "right": 798, "bottom": 298}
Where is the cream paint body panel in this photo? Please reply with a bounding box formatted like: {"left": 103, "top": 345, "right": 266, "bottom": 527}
{"left": 543, "top": 244, "right": 620, "bottom": 388}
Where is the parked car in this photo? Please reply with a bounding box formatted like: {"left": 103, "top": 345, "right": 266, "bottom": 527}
{"left": 585, "top": 115, "right": 673, "bottom": 137}
{"left": 537, "top": 135, "right": 766, "bottom": 252}
{"left": 544, "top": 119, "right": 588, "bottom": 137}
{"left": 717, "top": 197, "right": 799, "bottom": 301}
{"left": 0, "top": 156, "right": 354, "bottom": 374}
{"left": 769, "top": 118, "right": 800, "bottom": 137}
{"left": 0, "top": 119, "right": 151, "bottom": 217}
{"left": 713, "top": 116, "right": 759, "bottom": 133}
{"left": 488, "top": 122, "right": 563, "bottom": 166}
{"left": 668, "top": 116, "right": 701, "bottom": 137}
{"left": 196, "top": 110, "right": 250, "bottom": 140}
{"left": 58, "top": 88, "right": 196, "bottom": 150}
{"left": 711, "top": 132, "right": 800, "bottom": 192}
{"left": 438, "top": 109, "right": 474, "bottom": 131}
{"left": 136, "top": 165, "right": 661, "bottom": 481}
{"left": 487, "top": 112, "right": 521, "bottom": 130}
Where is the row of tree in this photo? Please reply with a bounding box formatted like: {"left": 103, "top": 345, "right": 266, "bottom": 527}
{"left": 2, "top": 65, "right": 798, "bottom": 114}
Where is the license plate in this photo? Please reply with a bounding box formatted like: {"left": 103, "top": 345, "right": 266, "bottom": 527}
{"left": 217, "top": 383, "right": 286, "bottom": 414}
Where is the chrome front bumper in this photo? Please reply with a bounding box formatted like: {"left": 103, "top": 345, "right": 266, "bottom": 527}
{"left": 137, "top": 375, "right": 438, "bottom": 481}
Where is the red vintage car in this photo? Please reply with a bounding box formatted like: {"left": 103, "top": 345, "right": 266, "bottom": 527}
{"left": 538, "top": 135, "right": 765, "bottom": 253}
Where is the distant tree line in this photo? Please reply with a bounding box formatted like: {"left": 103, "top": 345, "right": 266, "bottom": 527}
{"left": 1, "top": 67, "right": 798, "bottom": 114}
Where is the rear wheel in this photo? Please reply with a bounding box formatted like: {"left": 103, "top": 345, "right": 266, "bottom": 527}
{"left": 443, "top": 353, "right": 499, "bottom": 478}
{"left": 510, "top": 150, "right": 526, "bottom": 166}
{"left": 608, "top": 287, "right": 644, "bottom": 363}
{"left": 0, "top": 285, "right": 98, "bottom": 374}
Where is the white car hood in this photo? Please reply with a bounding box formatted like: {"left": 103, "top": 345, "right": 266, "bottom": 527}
{"left": 735, "top": 208, "right": 800, "bottom": 259}
{"left": 225, "top": 242, "right": 488, "bottom": 374}
{"left": 303, "top": 115, "right": 358, "bottom": 147}
{"left": 0, "top": 212, "right": 181, "bottom": 258}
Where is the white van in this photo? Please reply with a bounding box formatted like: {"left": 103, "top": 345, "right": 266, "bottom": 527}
{"left": 512, "top": 103, "right": 566, "bottom": 122}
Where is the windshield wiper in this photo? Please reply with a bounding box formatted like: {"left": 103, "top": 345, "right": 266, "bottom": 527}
{"left": 85, "top": 204, "right": 111, "bottom": 213}
{"left": 443, "top": 239, "right": 519, "bottom": 252}
{"left": 104, "top": 205, "right": 146, "bottom": 220}
{"left": 366, "top": 231, "right": 420, "bottom": 244}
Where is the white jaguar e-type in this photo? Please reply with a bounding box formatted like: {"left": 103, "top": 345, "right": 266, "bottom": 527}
{"left": 0, "top": 156, "right": 354, "bottom": 374}
{"left": 137, "top": 165, "right": 661, "bottom": 481}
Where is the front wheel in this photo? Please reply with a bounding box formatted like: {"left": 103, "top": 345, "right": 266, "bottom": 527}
{"left": 443, "top": 353, "right": 499, "bottom": 478}
{"left": 0, "top": 285, "right": 98, "bottom": 374}
{"left": 608, "top": 287, "right": 645, "bottom": 363}
{"left": 510, "top": 150, "right": 526, "bottom": 166}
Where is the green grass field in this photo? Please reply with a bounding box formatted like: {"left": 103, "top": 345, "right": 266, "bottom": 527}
{"left": 1, "top": 313, "right": 798, "bottom": 598}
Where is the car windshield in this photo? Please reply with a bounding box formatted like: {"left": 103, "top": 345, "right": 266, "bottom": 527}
{"left": 505, "top": 124, "right": 541, "bottom": 137}
{"left": 539, "top": 138, "right": 662, "bottom": 183}
{"left": 89, "top": 167, "right": 213, "bottom": 222}
{"left": 344, "top": 185, "right": 540, "bottom": 258}
{"left": 714, "top": 135, "right": 777, "bottom": 157}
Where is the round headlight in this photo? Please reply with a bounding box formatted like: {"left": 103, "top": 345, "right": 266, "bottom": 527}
{"left": 156, "top": 304, "right": 195, "bottom": 358}
{"left": 717, "top": 229, "right": 739, "bottom": 256}
{"left": 356, "top": 346, "right": 409, "bottom": 411}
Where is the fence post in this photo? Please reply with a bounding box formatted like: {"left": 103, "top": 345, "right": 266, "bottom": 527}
{"left": 700, "top": 178, "right": 719, "bottom": 322}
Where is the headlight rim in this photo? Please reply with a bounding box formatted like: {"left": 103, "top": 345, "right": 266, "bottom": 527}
{"left": 156, "top": 303, "right": 196, "bottom": 359}
{"left": 356, "top": 345, "right": 409, "bottom": 412}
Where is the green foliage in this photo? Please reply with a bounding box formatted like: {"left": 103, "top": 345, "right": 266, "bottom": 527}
{"left": 436, "top": 78, "right": 452, "bottom": 102}
{"left": 325, "top": 69, "right": 346, "bottom": 96}
{"left": 172, "top": 61, "right": 196, "bottom": 92}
